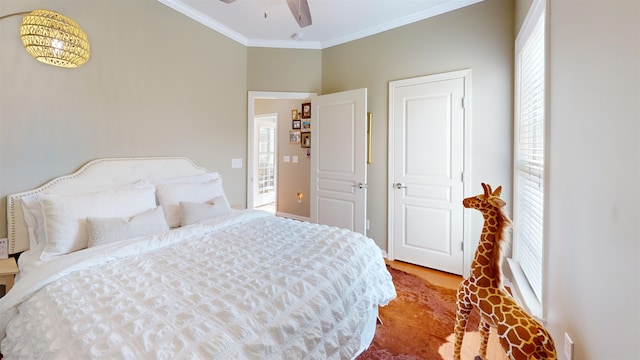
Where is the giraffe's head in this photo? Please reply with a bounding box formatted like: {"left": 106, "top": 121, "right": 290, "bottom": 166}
{"left": 463, "top": 183, "right": 506, "bottom": 212}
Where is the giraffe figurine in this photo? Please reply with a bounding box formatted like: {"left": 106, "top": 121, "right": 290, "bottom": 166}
{"left": 453, "top": 183, "right": 556, "bottom": 360}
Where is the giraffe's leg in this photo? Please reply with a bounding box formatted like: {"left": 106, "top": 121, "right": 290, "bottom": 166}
{"left": 453, "top": 287, "right": 472, "bottom": 360}
{"left": 477, "top": 318, "right": 491, "bottom": 360}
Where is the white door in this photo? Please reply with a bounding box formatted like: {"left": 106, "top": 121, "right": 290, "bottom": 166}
{"left": 253, "top": 116, "right": 277, "bottom": 207}
{"left": 310, "top": 89, "right": 368, "bottom": 235}
{"left": 388, "top": 70, "right": 469, "bottom": 275}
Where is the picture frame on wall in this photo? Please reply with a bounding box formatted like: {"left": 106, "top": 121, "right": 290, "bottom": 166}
{"left": 301, "top": 131, "right": 311, "bottom": 148}
{"left": 292, "top": 120, "right": 301, "bottom": 129}
{"left": 291, "top": 109, "right": 299, "bottom": 120}
{"left": 289, "top": 131, "right": 301, "bottom": 143}
{"left": 301, "top": 102, "right": 311, "bottom": 119}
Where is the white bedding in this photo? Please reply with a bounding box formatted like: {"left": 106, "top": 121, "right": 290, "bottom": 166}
{"left": 0, "top": 210, "right": 396, "bottom": 359}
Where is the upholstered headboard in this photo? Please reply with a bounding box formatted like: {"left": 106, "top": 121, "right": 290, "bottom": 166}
{"left": 6, "top": 157, "right": 209, "bottom": 254}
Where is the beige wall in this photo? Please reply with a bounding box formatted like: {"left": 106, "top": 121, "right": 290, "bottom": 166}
{"left": 247, "top": 48, "right": 321, "bottom": 94}
{"left": 321, "top": 0, "right": 515, "bottom": 252}
{"left": 0, "top": 0, "right": 248, "bottom": 234}
{"left": 543, "top": 0, "right": 639, "bottom": 358}
{"left": 254, "top": 99, "right": 310, "bottom": 218}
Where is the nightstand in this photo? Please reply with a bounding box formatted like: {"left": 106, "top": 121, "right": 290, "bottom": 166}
{"left": 0, "top": 257, "right": 19, "bottom": 295}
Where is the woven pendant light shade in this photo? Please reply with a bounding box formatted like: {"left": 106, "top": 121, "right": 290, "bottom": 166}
{"left": 20, "top": 9, "right": 90, "bottom": 68}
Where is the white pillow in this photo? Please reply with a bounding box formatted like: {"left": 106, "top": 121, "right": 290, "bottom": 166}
{"left": 20, "top": 180, "right": 153, "bottom": 251}
{"left": 40, "top": 183, "right": 157, "bottom": 259}
{"left": 155, "top": 179, "right": 230, "bottom": 228}
{"left": 86, "top": 206, "right": 169, "bottom": 248}
{"left": 21, "top": 194, "right": 46, "bottom": 249}
{"left": 180, "top": 197, "right": 232, "bottom": 226}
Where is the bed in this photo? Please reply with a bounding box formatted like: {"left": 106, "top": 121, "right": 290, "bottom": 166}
{"left": 0, "top": 157, "right": 396, "bottom": 359}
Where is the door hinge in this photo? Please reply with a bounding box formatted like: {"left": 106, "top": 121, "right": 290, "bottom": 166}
{"left": 461, "top": 172, "right": 464, "bottom": 182}
{"left": 461, "top": 97, "right": 465, "bottom": 109}
{"left": 460, "top": 242, "right": 464, "bottom": 251}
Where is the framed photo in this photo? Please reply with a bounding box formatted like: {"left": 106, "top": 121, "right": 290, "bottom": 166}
{"left": 291, "top": 109, "right": 299, "bottom": 120}
{"left": 292, "top": 119, "right": 301, "bottom": 129}
{"left": 301, "top": 131, "right": 311, "bottom": 148}
{"left": 289, "top": 131, "right": 301, "bottom": 144}
{"left": 301, "top": 102, "right": 311, "bottom": 119}
{"left": 302, "top": 121, "right": 311, "bottom": 129}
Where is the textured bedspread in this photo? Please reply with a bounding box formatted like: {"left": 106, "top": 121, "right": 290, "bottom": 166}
{"left": 0, "top": 211, "right": 396, "bottom": 359}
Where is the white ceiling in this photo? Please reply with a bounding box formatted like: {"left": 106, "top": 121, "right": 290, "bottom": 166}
{"left": 158, "top": 0, "right": 483, "bottom": 49}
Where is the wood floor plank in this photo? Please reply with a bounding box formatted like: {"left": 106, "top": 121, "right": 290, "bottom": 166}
{"left": 385, "top": 260, "right": 509, "bottom": 360}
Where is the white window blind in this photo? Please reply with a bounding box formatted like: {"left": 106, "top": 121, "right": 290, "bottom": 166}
{"left": 513, "top": 4, "right": 545, "bottom": 303}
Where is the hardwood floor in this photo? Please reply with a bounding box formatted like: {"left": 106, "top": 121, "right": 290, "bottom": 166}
{"left": 385, "top": 260, "right": 509, "bottom": 360}
{"left": 386, "top": 259, "right": 462, "bottom": 290}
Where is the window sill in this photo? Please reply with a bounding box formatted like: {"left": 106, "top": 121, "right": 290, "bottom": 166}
{"left": 504, "top": 258, "right": 544, "bottom": 322}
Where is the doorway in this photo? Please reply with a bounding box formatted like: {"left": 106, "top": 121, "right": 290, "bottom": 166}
{"left": 387, "top": 69, "right": 472, "bottom": 276}
{"left": 247, "top": 91, "right": 315, "bottom": 212}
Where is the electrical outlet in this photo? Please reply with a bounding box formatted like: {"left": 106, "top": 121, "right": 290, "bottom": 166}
{"left": 564, "top": 332, "right": 574, "bottom": 360}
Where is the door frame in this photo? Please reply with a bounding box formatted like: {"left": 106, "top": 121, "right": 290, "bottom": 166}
{"left": 247, "top": 91, "right": 316, "bottom": 209}
{"left": 386, "top": 69, "right": 473, "bottom": 277}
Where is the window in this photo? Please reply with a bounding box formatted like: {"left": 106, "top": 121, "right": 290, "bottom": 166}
{"left": 512, "top": 0, "right": 546, "bottom": 312}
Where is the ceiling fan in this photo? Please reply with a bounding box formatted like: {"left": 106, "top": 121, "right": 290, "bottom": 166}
{"left": 219, "top": 0, "right": 312, "bottom": 28}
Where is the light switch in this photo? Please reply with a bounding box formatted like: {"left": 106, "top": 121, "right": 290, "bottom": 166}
{"left": 283, "top": 156, "right": 290, "bottom": 163}
{"left": 231, "top": 158, "right": 242, "bottom": 168}
{"left": 292, "top": 156, "right": 299, "bottom": 163}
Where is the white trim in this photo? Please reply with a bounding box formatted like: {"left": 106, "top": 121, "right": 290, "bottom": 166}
{"left": 321, "top": 0, "right": 483, "bottom": 49}
{"left": 157, "top": 0, "right": 249, "bottom": 45}
{"left": 158, "top": 0, "right": 483, "bottom": 50}
{"left": 274, "top": 212, "right": 311, "bottom": 223}
{"left": 247, "top": 39, "right": 322, "bottom": 50}
{"left": 247, "top": 91, "right": 316, "bottom": 210}
{"left": 515, "top": 0, "right": 546, "bottom": 49}
{"left": 387, "top": 69, "right": 472, "bottom": 277}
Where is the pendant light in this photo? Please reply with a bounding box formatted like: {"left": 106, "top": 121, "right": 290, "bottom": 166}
{"left": 18, "top": 9, "right": 90, "bottom": 68}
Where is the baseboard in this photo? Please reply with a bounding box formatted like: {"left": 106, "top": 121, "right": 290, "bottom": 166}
{"left": 275, "top": 211, "right": 311, "bottom": 222}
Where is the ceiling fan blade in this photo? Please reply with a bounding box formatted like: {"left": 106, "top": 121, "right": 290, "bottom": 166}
{"left": 286, "top": 0, "right": 312, "bottom": 27}
{"left": 219, "top": 0, "right": 236, "bottom": 3}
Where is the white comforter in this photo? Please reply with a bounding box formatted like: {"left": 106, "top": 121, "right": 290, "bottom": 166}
{"left": 0, "top": 210, "right": 396, "bottom": 359}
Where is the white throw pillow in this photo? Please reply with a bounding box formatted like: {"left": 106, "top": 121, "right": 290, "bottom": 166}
{"left": 21, "top": 194, "right": 46, "bottom": 249}
{"left": 155, "top": 179, "right": 229, "bottom": 228}
{"left": 180, "top": 197, "right": 232, "bottom": 226}
{"left": 86, "top": 206, "right": 169, "bottom": 248}
{"left": 40, "top": 183, "right": 157, "bottom": 259}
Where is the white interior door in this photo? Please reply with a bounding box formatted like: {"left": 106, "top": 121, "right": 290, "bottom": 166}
{"left": 253, "top": 116, "right": 277, "bottom": 207}
{"left": 388, "top": 70, "right": 469, "bottom": 275}
{"left": 310, "top": 88, "right": 367, "bottom": 235}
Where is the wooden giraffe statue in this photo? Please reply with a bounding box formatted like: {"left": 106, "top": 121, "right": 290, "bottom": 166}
{"left": 453, "top": 183, "right": 556, "bottom": 360}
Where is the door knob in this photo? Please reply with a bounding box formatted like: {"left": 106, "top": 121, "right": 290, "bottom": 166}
{"left": 393, "top": 183, "right": 407, "bottom": 189}
{"left": 352, "top": 182, "right": 367, "bottom": 189}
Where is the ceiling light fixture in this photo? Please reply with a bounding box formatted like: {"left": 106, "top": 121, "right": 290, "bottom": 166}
{"left": 0, "top": 9, "right": 90, "bottom": 68}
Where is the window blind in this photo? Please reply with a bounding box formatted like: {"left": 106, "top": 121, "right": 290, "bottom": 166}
{"left": 514, "top": 7, "right": 545, "bottom": 303}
